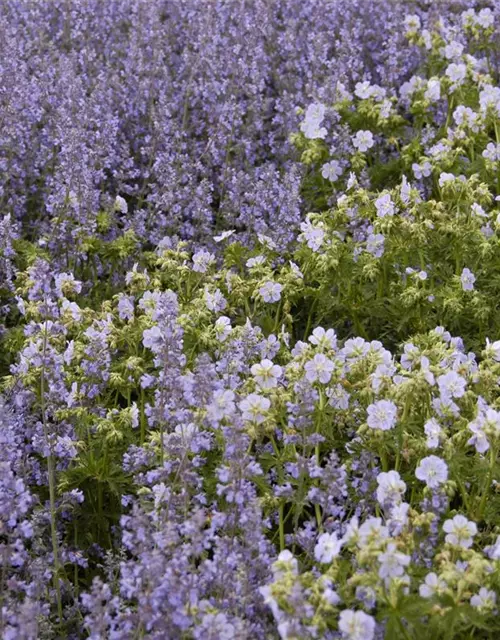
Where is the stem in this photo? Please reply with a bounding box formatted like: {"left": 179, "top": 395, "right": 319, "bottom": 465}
{"left": 140, "top": 387, "right": 146, "bottom": 445}
{"left": 278, "top": 503, "right": 285, "bottom": 551}
{"left": 40, "top": 320, "right": 63, "bottom": 623}
{"left": 477, "top": 446, "right": 496, "bottom": 519}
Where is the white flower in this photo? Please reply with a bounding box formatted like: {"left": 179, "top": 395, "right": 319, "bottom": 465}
{"left": 424, "top": 78, "right": 441, "bottom": 102}
{"left": 424, "top": 418, "right": 442, "bottom": 449}
{"left": 114, "top": 194, "right": 128, "bottom": 213}
{"left": 471, "top": 588, "right": 497, "bottom": 610}
{"left": 300, "top": 102, "right": 327, "bottom": 139}
{"left": 374, "top": 193, "right": 395, "bottom": 218}
{"left": 304, "top": 353, "right": 335, "bottom": 384}
{"left": 358, "top": 517, "right": 389, "bottom": 547}
{"left": 314, "top": 532, "right": 343, "bottom": 563}
{"left": 54, "top": 272, "right": 82, "bottom": 298}
{"left": 338, "top": 610, "right": 376, "bottom": 640}
{"left": 308, "top": 327, "right": 337, "bottom": 350}
{"left": 471, "top": 203, "right": 488, "bottom": 218}
{"left": 354, "top": 80, "right": 374, "bottom": 99}
{"left": 246, "top": 255, "right": 266, "bottom": 268}
{"left": 366, "top": 400, "right": 398, "bottom": 431}
{"left": 209, "top": 389, "right": 235, "bottom": 420}
{"left": 213, "top": 229, "right": 235, "bottom": 242}
{"left": 467, "top": 416, "right": 489, "bottom": 453}
{"left": 400, "top": 175, "right": 411, "bottom": 203}
{"left": 388, "top": 502, "right": 410, "bottom": 532}
{"left": 483, "top": 142, "right": 500, "bottom": 162}
{"left": 453, "top": 105, "right": 479, "bottom": 131}
{"left": 460, "top": 267, "right": 476, "bottom": 291}
{"left": 257, "top": 233, "right": 277, "bottom": 250}
{"left": 446, "top": 63, "right": 467, "bottom": 86}
{"left": 251, "top": 359, "right": 282, "bottom": 389}
{"left": 61, "top": 299, "right": 82, "bottom": 321}
{"left": 422, "top": 29, "right": 432, "bottom": 50}
{"left": 192, "top": 250, "right": 215, "bottom": 273}
{"left": 412, "top": 161, "right": 432, "bottom": 179}
{"left": 443, "top": 514, "right": 477, "bottom": 548}
{"left": 366, "top": 233, "right": 385, "bottom": 258}
{"left": 376, "top": 470, "right": 406, "bottom": 506}
{"left": 437, "top": 371, "right": 466, "bottom": 399}
{"left": 259, "top": 281, "right": 282, "bottom": 303}
{"left": 214, "top": 316, "right": 232, "bottom": 342}
{"left": 479, "top": 85, "right": 500, "bottom": 117}
{"left": 443, "top": 41, "right": 464, "bottom": 60}
{"left": 404, "top": 14, "right": 421, "bottom": 32}
{"left": 299, "top": 219, "right": 325, "bottom": 252}
{"left": 347, "top": 172, "right": 358, "bottom": 189}
{"left": 352, "top": 130, "right": 374, "bottom": 152}
{"left": 419, "top": 572, "right": 447, "bottom": 598}
{"left": 378, "top": 543, "right": 411, "bottom": 579}
{"left": 415, "top": 455, "right": 448, "bottom": 489}
{"left": 204, "top": 288, "right": 227, "bottom": 312}
{"left": 439, "top": 172, "right": 455, "bottom": 187}
{"left": 321, "top": 160, "right": 343, "bottom": 182}
{"left": 476, "top": 8, "right": 494, "bottom": 29}
{"left": 289, "top": 261, "right": 303, "bottom": 279}
{"left": 485, "top": 339, "right": 500, "bottom": 364}
{"left": 239, "top": 393, "right": 271, "bottom": 424}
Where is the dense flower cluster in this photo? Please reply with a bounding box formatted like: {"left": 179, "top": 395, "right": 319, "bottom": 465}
{"left": 2, "top": 1, "right": 500, "bottom": 638}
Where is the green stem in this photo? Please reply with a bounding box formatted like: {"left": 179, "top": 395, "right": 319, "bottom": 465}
{"left": 477, "top": 446, "right": 496, "bottom": 520}
{"left": 40, "top": 320, "right": 63, "bottom": 623}
{"left": 278, "top": 503, "right": 285, "bottom": 551}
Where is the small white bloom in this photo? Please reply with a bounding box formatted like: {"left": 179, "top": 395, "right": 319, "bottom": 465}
{"left": 299, "top": 219, "right": 325, "bottom": 252}
{"left": 215, "top": 316, "right": 232, "bottom": 342}
{"left": 404, "top": 14, "right": 421, "bottom": 32}
{"left": 476, "top": 8, "right": 494, "bottom": 29}
{"left": 446, "top": 63, "right": 467, "bottom": 86}
{"left": 471, "top": 587, "right": 497, "bottom": 610}
{"left": 443, "top": 514, "right": 477, "bottom": 548}
{"left": 437, "top": 371, "right": 466, "bottom": 399}
{"left": 424, "top": 78, "right": 441, "bottom": 102}
{"left": 378, "top": 543, "right": 411, "bottom": 579}
{"left": 366, "top": 233, "right": 385, "bottom": 258}
{"left": 246, "top": 255, "right": 266, "bottom": 269}
{"left": 114, "top": 194, "right": 128, "bottom": 214}
{"left": 352, "top": 130, "right": 374, "bottom": 152}
{"left": 460, "top": 267, "right": 476, "bottom": 291}
{"left": 419, "top": 572, "right": 447, "bottom": 598}
{"left": 358, "top": 517, "right": 389, "bottom": 547}
{"left": 304, "top": 353, "right": 335, "bottom": 384}
{"left": 374, "top": 193, "right": 395, "bottom": 218}
{"left": 192, "top": 250, "right": 215, "bottom": 273}
{"left": 213, "top": 229, "right": 235, "bottom": 242}
{"left": 439, "top": 172, "right": 455, "bottom": 187}
{"left": 239, "top": 393, "right": 271, "bottom": 424}
{"left": 424, "top": 418, "right": 442, "bottom": 449}
{"left": 376, "top": 470, "right": 406, "bottom": 506}
{"left": 412, "top": 161, "right": 432, "bottom": 180}
{"left": 443, "top": 41, "right": 464, "bottom": 61}
{"left": 321, "top": 160, "right": 343, "bottom": 182}
{"left": 366, "top": 400, "right": 398, "bottom": 431}
{"left": 251, "top": 359, "right": 282, "bottom": 389}
{"left": 259, "top": 281, "right": 282, "bottom": 303}
{"left": 485, "top": 338, "right": 500, "bottom": 361}
{"left": 209, "top": 389, "right": 236, "bottom": 420}
{"left": 338, "top": 610, "right": 376, "bottom": 640}
{"left": 308, "top": 327, "right": 337, "bottom": 350}
{"left": 314, "top": 532, "right": 343, "bottom": 563}
{"left": 415, "top": 455, "right": 448, "bottom": 489}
